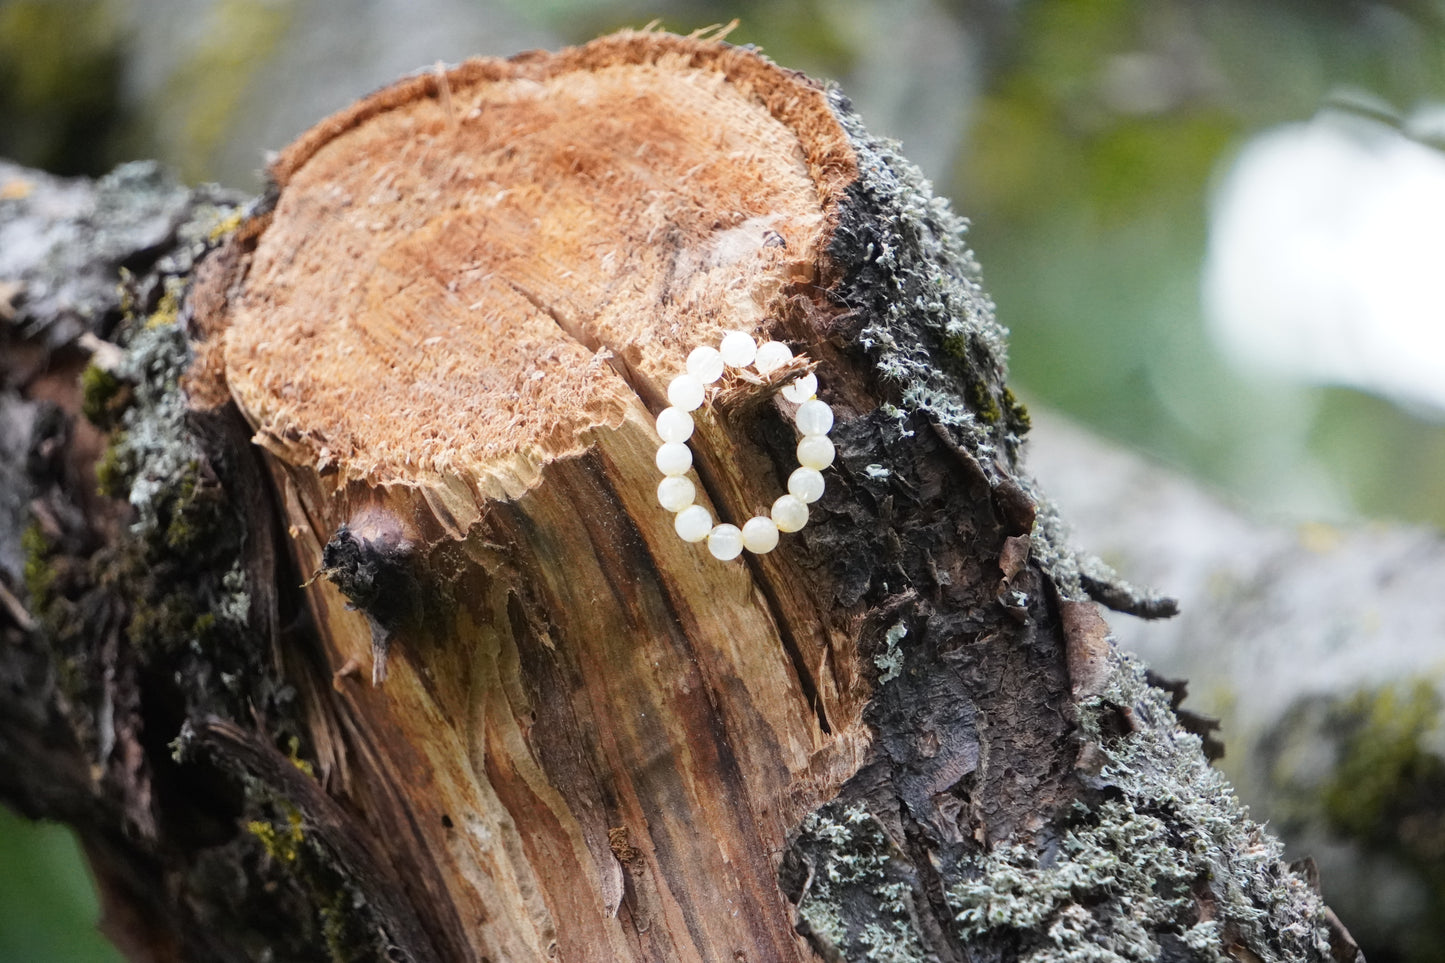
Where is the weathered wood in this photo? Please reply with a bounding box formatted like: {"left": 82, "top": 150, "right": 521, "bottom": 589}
{"left": 2, "top": 30, "right": 1361, "bottom": 963}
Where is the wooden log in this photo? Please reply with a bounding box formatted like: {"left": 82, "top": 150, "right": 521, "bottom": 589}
{"left": 3, "top": 29, "right": 1360, "bottom": 963}
{"left": 192, "top": 33, "right": 876, "bottom": 962}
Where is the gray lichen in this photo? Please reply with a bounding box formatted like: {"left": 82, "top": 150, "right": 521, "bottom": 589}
{"left": 0, "top": 160, "right": 204, "bottom": 347}
{"left": 874, "top": 621, "right": 907, "bottom": 685}
{"left": 8, "top": 158, "right": 393, "bottom": 960}
{"left": 948, "top": 800, "right": 1231, "bottom": 962}
{"left": 98, "top": 279, "right": 254, "bottom": 669}
{"left": 825, "top": 88, "right": 1017, "bottom": 461}
{"left": 819, "top": 94, "right": 1177, "bottom": 620}
{"left": 823, "top": 90, "right": 1104, "bottom": 614}
{"left": 792, "top": 89, "right": 1335, "bottom": 963}
{"left": 791, "top": 801, "right": 934, "bottom": 963}
{"left": 941, "top": 655, "right": 1334, "bottom": 962}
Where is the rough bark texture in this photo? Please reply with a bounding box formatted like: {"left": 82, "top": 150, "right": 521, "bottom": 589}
{"left": 1028, "top": 412, "right": 1445, "bottom": 963}
{"left": 1, "top": 31, "right": 1359, "bottom": 963}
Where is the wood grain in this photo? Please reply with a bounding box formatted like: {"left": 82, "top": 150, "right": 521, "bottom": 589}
{"left": 194, "top": 30, "right": 873, "bottom": 962}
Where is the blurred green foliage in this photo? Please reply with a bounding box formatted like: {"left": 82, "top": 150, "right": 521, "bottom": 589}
{"left": 158, "top": 0, "right": 293, "bottom": 183}
{"left": 0, "top": 0, "right": 135, "bottom": 175}
{"left": 1263, "top": 680, "right": 1445, "bottom": 963}
{"left": 957, "top": 0, "right": 1445, "bottom": 528}
{"left": 0, "top": 806, "right": 122, "bottom": 962}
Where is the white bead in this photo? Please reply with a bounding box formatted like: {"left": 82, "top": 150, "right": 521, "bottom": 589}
{"left": 719, "top": 331, "right": 757, "bottom": 368}
{"left": 781, "top": 372, "right": 818, "bottom": 403}
{"left": 788, "top": 467, "right": 825, "bottom": 504}
{"left": 655, "top": 442, "right": 693, "bottom": 476}
{"left": 794, "top": 399, "right": 834, "bottom": 436}
{"left": 674, "top": 505, "right": 713, "bottom": 542}
{"left": 667, "top": 373, "right": 706, "bottom": 411}
{"left": 754, "top": 340, "right": 793, "bottom": 375}
{"left": 656, "top": 407, "right": 694, "bottom": 443}
{"left": 796, "top": 435, "right": 835, "bottom": 470}
{"left": 686, "top": 345, "right": 726, "bottom": 384}
{"left": 708, "top": 524, "right": 744, "bottom": 560}
{"left": 771, "top": 494, "right": 809, "bottom": 533}
{"left": 741, "top": 516, "right": 779, "bottom": 554}
{"left": 657, "top": 476, "right": 696, "bottom": 512}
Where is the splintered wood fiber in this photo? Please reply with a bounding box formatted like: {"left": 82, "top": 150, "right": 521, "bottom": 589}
{"left": 222, "top": 38, "right": 855, "bottom": 488}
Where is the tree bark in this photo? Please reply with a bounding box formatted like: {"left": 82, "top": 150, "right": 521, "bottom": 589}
{"left": 1, "top": 30, "right": 1361, "bottom": 963}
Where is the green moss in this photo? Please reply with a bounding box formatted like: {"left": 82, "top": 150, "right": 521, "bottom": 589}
{"left": 238, "top": 782, "right": 383, "bottom": 963}
{"left": 313, "top": 878, "right": 380, "bottom": 963}
{"left": 93, "top": 431, "right": 131, "bottom": 498}
{"left": 20, "top": 520, "right": 83, "bottom": 645}
{"left": 968, "top": 378, "right": 1003, "bottom": 425}
{"left": 247, "top": 805, "right": 304, "bottom": 865}
{"left": 161, "top": 461, "right": 224, "bottom": 556}
{"left": 79, "top": 363, "right": 126, "bottom": 428}
{"left": 942, "top": 329, "right": 970, "bottom": 360}
{"left": 1003, "top": 387, "right": 1031, "bottom": 432}
{"left": 20, "top": 521, "right": 55, "bottom": 609}
{"left": 1321, "top": 681, "right": 1444, "bottom": 843}
{"left": 318, "top": 890, "right": 352, "bottom": 963}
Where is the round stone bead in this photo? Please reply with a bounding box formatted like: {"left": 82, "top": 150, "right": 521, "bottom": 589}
{"left": 771, "top": 494, "right": 809, "bottom": 533}
{"left": 674, "top": 504, "right": 713, "bottom": 543}
{"left": 656, "top": 406, "right": 694, "bottom": 443}
{"left": 788, "top": 467, "right": 825, "bottom": 504}
{"left": 686, "top": 345, "right": 726, "bottom": 384}
{"left": 655, "top": 442, "right": 693, "bottom": 476}
{"left": 708, "top": 524, "right": 744, "bottom": 561}
{"left": 657, "top": 476, "right": 696, "bottom": 512}
{"left": 796, "top": 435, "right": 835, "bottom": 470}
{"left": 719, "top": 330, "right": 757, "bottom": 368}
{"left": 780, "top": 372, "right": 818, "bottom": 403}
{"left": 794, "top": 398, "right": 834, "bottom": 436}
{"left": 741, "top": 516, "right": 780, "bottom": 554}
{"left": 754, "top": 340, "right": 793, "bottom": 375}
{"left": 667, "top": 373, "right": 706, "bottom": 412}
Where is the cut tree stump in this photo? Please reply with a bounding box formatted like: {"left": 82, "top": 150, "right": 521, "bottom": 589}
{"left": 2, "top": 29, "right": 1362, "bottom": 963}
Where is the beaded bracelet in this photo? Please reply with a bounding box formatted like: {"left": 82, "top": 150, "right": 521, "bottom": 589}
{"left": 654, "top": 331, "right": 835, "bottom": 561}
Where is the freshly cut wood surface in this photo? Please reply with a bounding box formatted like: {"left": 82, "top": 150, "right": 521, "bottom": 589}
{"left": 195, "top": 30, "right": 872, "bottom": 962}
{"left": 219, "top": 32, "right": 855, "bottom": 507}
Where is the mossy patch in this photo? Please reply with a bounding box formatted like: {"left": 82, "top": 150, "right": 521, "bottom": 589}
{"left": 827, "top": 88, "right": 1024, "bottom": 460}
{"left": 1320, "top": 681, "right": 1445, "bottom": 848}
{"left": 91, "top": 297, "right": 251, "bottom": 665}
{"left": 788, "top": 659, "right": 1337, "bottom": 963}
{"left": 236, "top": 787, "right": 383, "bottom": 963}
{"left": 248, "top": 804, "right": 305, "bottom": 865}
{"left": 79, "top": 362, "right": 127, "bottom": 429}
{"left": 1284, "top": 679, "right": 1445, "bottom": 963}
